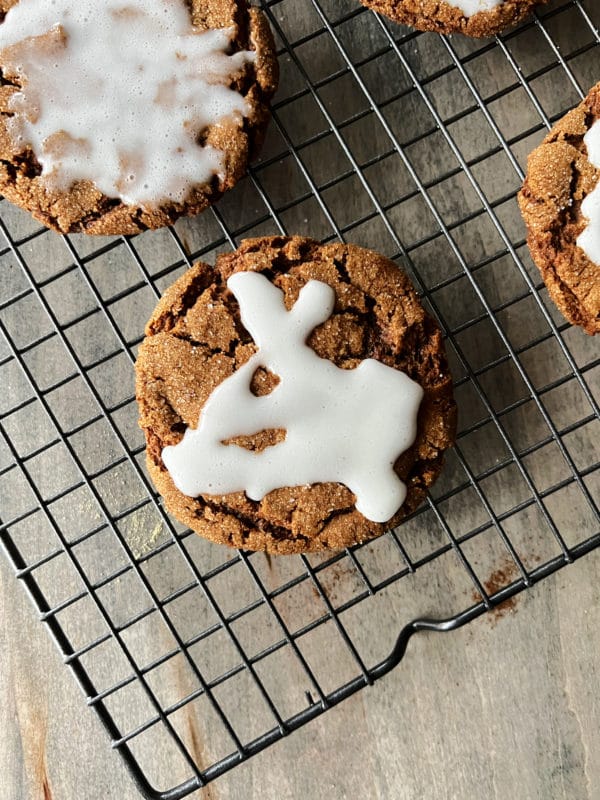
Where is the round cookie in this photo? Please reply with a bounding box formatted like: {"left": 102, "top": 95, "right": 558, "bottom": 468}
{"left": 357, "top": 0, "right": 549, "bottom": 37}
{"left": 135, "top": 236, "right": 457, "bottom": 554}
{"left": 518, "top": 82, "right": 600, "bottom": 335}
{"left": 0, "top": 0, "right": 278, "bottom": 235}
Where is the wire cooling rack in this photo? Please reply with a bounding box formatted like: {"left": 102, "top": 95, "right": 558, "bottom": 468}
{"left": 1, "top": 1, "right": 600, "bottom": 797}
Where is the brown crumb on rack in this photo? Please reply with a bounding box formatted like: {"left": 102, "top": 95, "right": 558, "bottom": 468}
{"left": 472, "top": 561, "right": 521, "bottom": 627}
{"left": 312, "top": 562, "right": 357, "bottom": 605}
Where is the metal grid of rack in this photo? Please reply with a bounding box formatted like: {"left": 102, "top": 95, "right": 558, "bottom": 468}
{"left": 1, "top": 1, "right": 599, "bottom": 798}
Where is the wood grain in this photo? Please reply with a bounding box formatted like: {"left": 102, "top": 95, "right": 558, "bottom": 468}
{"left": 2, "top": 551, "right": 600, "bottom": 800}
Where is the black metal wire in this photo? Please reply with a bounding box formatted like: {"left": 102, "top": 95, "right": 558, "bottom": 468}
{"left": 1, "top": 1, "right": 599, "bottom": 798}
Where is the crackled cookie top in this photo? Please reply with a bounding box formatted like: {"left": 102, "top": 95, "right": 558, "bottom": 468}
{"left": 135, "top": 236, "right": 457, "bottom": 554}
{"left": 577, "top": 121, "right": 600, "bottom": 267}
{"left": 0, "top": 0, "right": 255, "bottom": 205}
{"left": 162, "top": 271, "right": 424, "bottom": 523}
{"left": 518, "top": 82, "right": 600, "bottom": 335}
{"left": 0, "top": 0, "right": 277, "bottom": 234}
{"left": 357, "top": 0, "right": 549, "bottom": 37}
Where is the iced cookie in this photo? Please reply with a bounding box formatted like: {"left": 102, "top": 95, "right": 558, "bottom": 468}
{"left": 0, "top": 0, "right": 278, "bottom": 234}
{"left": 357, "top": 0, "right": 549, "bottom": 37}
{"left": 518, "top": 82, "right": 600, "bottom": 335}
{"left": 135, "top": 236, "right": 457, "bottom": 554}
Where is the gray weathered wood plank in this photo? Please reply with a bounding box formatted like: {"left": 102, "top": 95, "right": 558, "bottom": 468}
{"left": 2, "top": 550, "right": 600, "bottom": 800}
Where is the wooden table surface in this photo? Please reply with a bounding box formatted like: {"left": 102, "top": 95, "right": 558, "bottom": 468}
{"left": 2, "top": 550, "right": 600, "bottom": 800}
{"left": 1, "top": 1, "right": 600, "bottom": 799}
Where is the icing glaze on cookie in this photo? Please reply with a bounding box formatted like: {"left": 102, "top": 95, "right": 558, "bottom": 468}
{"left": 447, "top": 0, "right": 503, "bottom": 15}
{"left": 162, "top": 272, "right": 424, "bottom": 524}
{"left": 0, "top": 0, "right": 255, "bottom": 205}
{"left": 577, "top": 119, "right": 600, "bottom": 266}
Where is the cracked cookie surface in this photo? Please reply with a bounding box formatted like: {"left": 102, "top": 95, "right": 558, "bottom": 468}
{"left": 518, "top": 82, "right": 600, "bottom": 335}
{"left": 0, "top": 0, "right": 278, "bottom": 235}
{"left": 358, "top": 0, "right": 548, "bottom": 37}
{"left": 135, "top": 236, "right": 457, "bottom": 554}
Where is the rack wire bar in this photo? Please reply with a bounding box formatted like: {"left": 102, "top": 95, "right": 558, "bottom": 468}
{"left": 1, "top": 1, "right": 599, "bottom": 798}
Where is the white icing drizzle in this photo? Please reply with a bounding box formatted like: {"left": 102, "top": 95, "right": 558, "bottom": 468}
{"left": 162, "top": 272, "right": 424, "bottom": 524}
{"left": 577, "top": 119, "right": 600, "bottom": 266}
{"left": 446, "top": 0, "right": 503, "bottom": 16}
{"left": 0, "top": 0, "right": 255, "bottom": 205}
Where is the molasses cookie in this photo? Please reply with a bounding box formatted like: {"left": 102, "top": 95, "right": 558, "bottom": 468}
{"left": 135, "top": 236, "right": 457, "bottom": 554}
{"left": 358, "top": 0, "right": 549, "bottom": 37}
{"left": 518, "top": 82, "right": 600, "bottom": 335}
{"left": 0, "top": 0, "right": 278, "bottom": 235}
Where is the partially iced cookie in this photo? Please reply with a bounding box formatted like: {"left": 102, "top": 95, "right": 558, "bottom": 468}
{"left": 0, "top": 0, "right": 278, "bottom": 234}
{"left": 135, "top": 236, "right": 457, "bottom": 554}
{"left": 357, "top": 0, "right": 549, "bottom": 37}
{"left": 519, "top": 82, "right": 600, "bottom": 335}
